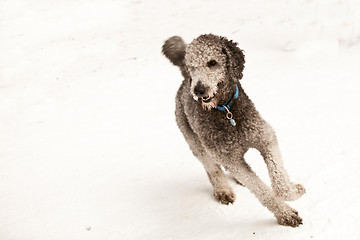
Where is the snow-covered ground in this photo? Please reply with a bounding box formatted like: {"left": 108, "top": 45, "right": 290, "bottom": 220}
{"left": 1, "top": 0, "right": 360, "bottom": 239}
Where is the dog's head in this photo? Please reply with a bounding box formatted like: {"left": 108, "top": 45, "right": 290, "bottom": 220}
{"left": 162, "top": 34, "right": 245, "bottom": 110}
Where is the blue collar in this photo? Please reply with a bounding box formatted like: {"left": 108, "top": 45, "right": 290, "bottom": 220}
{"left": 216, "top": 85, "right": 239, "bottom": 111}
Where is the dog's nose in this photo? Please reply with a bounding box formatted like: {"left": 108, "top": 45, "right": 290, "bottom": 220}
{"left": 194, "top": 82, "right": 206, "bottom": 97}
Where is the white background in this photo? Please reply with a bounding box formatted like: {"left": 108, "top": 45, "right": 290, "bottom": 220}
{"left": 1, "top": 0, "right": 360, "bottom": 239}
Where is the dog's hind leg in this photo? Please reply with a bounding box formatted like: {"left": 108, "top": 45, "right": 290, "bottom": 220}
{"left": 257, "top": 129, "right": 305, "bottom": 201}
{"left": 224, "top": 159, "right": 303, "bottom": 227}
{"left": 176, "top": 101, "right": 235, "bottom": 204}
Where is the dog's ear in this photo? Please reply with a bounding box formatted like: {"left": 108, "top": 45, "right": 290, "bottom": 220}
{"left": 221, "top": 39, "right": 245, "bottom": 80}
{"left": 162, "top": 36, "right": 187, "bottom": 67}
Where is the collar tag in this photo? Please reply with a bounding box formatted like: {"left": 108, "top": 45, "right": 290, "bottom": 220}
{"left": 223, "top": 105, "right": 236, "bottom": 126}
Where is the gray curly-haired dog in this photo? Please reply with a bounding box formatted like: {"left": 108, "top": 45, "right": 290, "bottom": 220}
{"left": 162, "top": 34, "right": 305, "bottom": 227}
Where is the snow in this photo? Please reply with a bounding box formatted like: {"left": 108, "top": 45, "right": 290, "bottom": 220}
{"left": 1, "top": 0, "right": 360, "bottom": 239}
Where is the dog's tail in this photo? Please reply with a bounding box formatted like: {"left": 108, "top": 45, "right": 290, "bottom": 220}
{"left": 162, "top": 36, "right": 186, "bottom": 67}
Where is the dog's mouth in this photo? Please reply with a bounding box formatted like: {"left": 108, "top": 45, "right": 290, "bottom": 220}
{"left": 201, "top": 95, "right": 214, "bottom": 103}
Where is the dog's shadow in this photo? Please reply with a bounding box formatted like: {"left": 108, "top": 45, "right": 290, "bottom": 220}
{"left": 149, "top": 175, "right": 278, "bottom": 234}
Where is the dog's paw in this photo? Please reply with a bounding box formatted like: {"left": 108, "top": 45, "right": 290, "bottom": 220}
{"left": 276, "top": 183, "right": 306, "bottom": 201}
{"left": 214, "top": 189, "right": 236, "bottom": 205}
{"left": 276, "top": 207, "right": 303, "bottom": 227}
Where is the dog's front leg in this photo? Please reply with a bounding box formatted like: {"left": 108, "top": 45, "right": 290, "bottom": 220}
{"left": 199, "top": 158, "right": 236, "bottom": 205}
{"left": 224, "top": 159, "right": 303, "bottom": 227}
{"left": 176, "top": 122, "right": 235, "bottom": 204}
{"left": 175, "top": 102, "right": 235, "bottom": 205}
{"left": 258, "top": 140, "right": 305, "bottom": 201}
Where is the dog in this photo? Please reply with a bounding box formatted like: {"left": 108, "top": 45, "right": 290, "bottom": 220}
{"left": 162, "top": 34, "right": 305, "bottom": 227}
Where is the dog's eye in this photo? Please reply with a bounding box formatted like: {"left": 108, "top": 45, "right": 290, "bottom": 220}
{"left": 207, "top": 60, "right": 217, "bottom": 67}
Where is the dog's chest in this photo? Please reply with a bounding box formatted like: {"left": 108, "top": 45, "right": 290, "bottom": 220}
{"left": 185, "top": 102, "right": 248, "bottom": 156}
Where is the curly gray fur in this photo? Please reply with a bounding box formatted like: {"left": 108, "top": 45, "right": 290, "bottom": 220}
{"left": 162, "top": 34, "right": 305, "bottom": 227}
